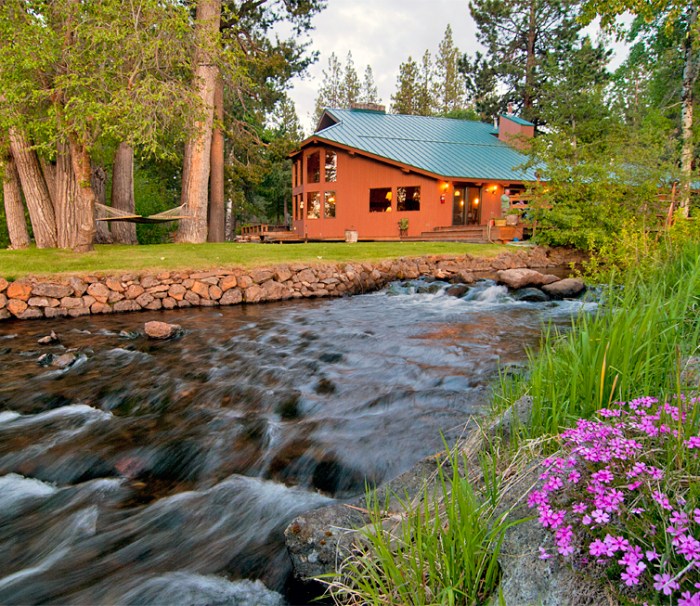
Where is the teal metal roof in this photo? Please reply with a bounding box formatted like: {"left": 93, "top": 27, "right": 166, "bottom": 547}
{"left": 311, "top": 108, "right": 538, "bottom": 182}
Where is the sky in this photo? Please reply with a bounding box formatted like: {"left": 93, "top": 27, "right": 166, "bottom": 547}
{"left": 285, "top": 0, "right": 481, "bottom": 133}
{"left": 282, "top": 0, "right": 628, "bottom": 135}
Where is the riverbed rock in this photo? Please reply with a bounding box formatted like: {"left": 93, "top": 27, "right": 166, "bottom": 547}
{"left": 446, "top": 284, "right": 470, "bottom": 297}
{"left": 37, "top": 331, "right": 60, "bottom": 345}
{"left": 496, "top": 268, "right": 560, "bottom": 289}
{"left": 52, "top": 352, "right": 79, "bottom": 369}
{"left": 541, "top": 278, "right": 586, "bottom": 299}
{"left": 144, "top": 321, "right": 182, "bottom": 340}
{"left": 512, "top": 287, "right": 550, "bottom": 302}
{"left": 0, "top": 277, "right": 7, "bottom": 293}
{"left": 7, "top": 299, "right": 28, "bottom": 317}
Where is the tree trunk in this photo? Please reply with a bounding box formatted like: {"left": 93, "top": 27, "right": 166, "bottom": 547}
{"left": 8, "top": 128, "right": 57, "bottom": 248}
{"left": 679, "top": 4, "right": 699, "bottom": 216}
{"left": 176, "top": 0, "right": 222, "bottom": 244}
{"left": 91, "top": 164, "right": 113, "bottom": 244}
{"left": 208, "top": 76, "right": 225, "bottom": 242}
{"left": 110, "top": 142, "right": 138, "bottom": 244}
{"left": 2, "top": 153, "right": 30, "bottom": 249}
{"left": 523, "top": 0, "right": 537, "bottom": 121}
{"left": 61, "top": 139, "right": 96, "bottom": 252}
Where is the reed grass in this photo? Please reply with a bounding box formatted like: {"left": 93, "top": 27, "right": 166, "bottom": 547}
{"left": 322, "top": 446, "right": 519, "bottom": 606}
{"left": 497, "top": 241, "right": 700, "bottom": 438}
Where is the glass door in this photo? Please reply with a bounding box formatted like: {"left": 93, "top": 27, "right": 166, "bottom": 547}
{"left": 452, "top": 186, "right": 466, "bottom": 225}
{"left": 466, "top": 185, "right": 481, "bottom": 225}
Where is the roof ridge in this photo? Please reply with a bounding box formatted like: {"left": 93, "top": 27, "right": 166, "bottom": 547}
{"left": 357, "top": 134, "right": 508, "bottom": 147}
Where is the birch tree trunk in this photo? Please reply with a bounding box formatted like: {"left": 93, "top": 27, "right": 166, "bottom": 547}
{"left": 208, "top": 76, "right": 225, "bottom": 242}
{"left": 110, "top": 142, "right": 138, "bottom": 244}
{"left": 176, "top": 0, "right": 221, "bottom": 244}
{"left": 679, "top": 4, "right": 699, "bottom": 217}
{"left": 8, "top": 128, "right": 57, "bottom": 248}
{"left": 2, "top": 153, "right": 30, "bottom": 249}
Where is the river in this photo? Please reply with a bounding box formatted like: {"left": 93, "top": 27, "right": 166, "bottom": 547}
{"left": 0, "top": 277, "right": 593, "bottom": 605}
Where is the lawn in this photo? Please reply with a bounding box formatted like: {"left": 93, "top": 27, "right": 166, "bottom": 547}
{"left": 0, "top": 242, "right": 505, "bottom": 279}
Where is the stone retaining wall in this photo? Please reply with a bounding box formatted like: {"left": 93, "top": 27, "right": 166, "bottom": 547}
{"left": 0, "top": 247, "right": 582, "bottom": 322}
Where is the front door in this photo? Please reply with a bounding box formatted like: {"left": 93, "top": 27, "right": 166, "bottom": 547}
{"left": 452, "top": 185, "right": 481, "bottom": 225}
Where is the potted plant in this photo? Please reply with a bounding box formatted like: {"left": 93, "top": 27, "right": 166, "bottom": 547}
{"left": 505, "top": 209, "right": 520, "bottom": 226}
{"left": 398, "top": 218, "right": 409, "bottom": 237}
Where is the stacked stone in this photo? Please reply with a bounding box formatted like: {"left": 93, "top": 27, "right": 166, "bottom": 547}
{"left": 0, "top": 247, "right": 585, "bottom": 322}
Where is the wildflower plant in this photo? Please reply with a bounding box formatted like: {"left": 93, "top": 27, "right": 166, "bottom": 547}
{"left": 529, "top": 396, "right": 700, "bottom": 604}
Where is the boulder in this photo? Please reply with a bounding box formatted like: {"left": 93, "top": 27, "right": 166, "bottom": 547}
{"left": 7, "top": 299, "right": 28, "bottom": 316}
{"left": 144, "top": 321, "right": 182, "bottom": 340}
{"left": 52, "top": 352, "right": 79, "bottom": 369}
{"left": 496, "top": 268, "right": 560, "bottom": 290}
{"left": 541, "top": 278, "right": 586, "bottom": 299}
{"left": 445, "top": 284, "right": 470, "bottom": 298}
{"left": 0, "top": 277, "right": 8, "bottom": 293}
{"left": 512, "top": 287, "right": 550, "bottom": 302}
{"left": 87, "top": 282, "right": 110, "bottom": 303}
{"left": 168, "top": 284, "right": 187, "bottom": 301}
{"left": 220, "top": 288, "right": 243, "bottom": 306}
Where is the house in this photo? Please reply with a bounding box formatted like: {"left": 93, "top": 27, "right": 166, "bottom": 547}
{"left": 290, "top": 104, "right": 538, "bottom": 241}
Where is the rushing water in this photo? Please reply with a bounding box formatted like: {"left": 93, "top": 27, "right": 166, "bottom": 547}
{"left": 0, "top": 278, "right": 594, "bottom": 605}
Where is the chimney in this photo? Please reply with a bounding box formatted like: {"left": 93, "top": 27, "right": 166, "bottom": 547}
{"left": 507, "top": 102, "right": 513, "bottom": 115}
{"left": 498, "top": 113, "right": 534, "bottom": 152}
{"left": 350, "top": 102, "right": 386, "bottom": 113}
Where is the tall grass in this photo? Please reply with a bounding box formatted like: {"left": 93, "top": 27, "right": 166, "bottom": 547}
{"left": 322, "top": 447, "right": 519, "bottom": 606}
{"left": 497, "top": 241, "right": 700, "bottom": 438}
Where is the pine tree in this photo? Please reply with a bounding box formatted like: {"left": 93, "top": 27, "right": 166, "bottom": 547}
{"left": 469, "top": 0, "right": 582, "bottom": 125}
{"left": 416, "top": 51, "right": 436, "bottom": 116}
{"left": 341, "top": 51, "right": 362, "bottom": 107}
{"left": 460, "top": 51, "right": 501, "bottom": 121}
{"left": 391, "top": 57, "right": 421, "bottom": 114}
{"left": 313, "top": 52, "right": 345, "bottom": 122}
{"left": 361, "top": 65, "right": 380, "bottom": 104}
{"left": 435, "top": 25, "right": 466, "bottom": 114}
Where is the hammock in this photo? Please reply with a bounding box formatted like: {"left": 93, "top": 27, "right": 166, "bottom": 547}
{"left": 95, "top": 202, "right": 191, "bottom": 224}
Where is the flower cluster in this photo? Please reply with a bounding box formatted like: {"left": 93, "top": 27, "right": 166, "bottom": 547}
{"left": 528, "top": 396, "right": 700, "bottom": 604}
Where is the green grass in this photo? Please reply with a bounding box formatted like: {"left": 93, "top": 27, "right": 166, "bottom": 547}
{"left": 0, "top": 242, "right": 504, "bottom": 279}
{"left": 322, "top": 446, "right": 518, "bottom": 606}
{"left": 496, "top": 241, "right": 700, "bottom": 438}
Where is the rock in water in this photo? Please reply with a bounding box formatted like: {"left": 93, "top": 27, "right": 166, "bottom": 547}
{"left": 37, "top": 330, "right": 59, "bottom": 345}
{"left": 52, "top": 352, "right": 78, "bottom": 369}
{"left": 512, "top": 287, "right": 550, "bottom": 302}
{"left": 541, "top": 278, "right": 586, "bottom": 299}
{"left": 144, "top": 321, "right": 182, "bottom": 340}
{"left": 495, "top": 268, "right": 560, "bottom": 289}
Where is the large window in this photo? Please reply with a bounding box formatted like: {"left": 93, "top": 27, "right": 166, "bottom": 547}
{"left": 397, "top": 186, "right": 420, "bottom": 211}
{"left": 307, "top": 151, "right": 320, "bottom": 184}
{"left": 369, "top": 187, "right": 392, "bottom": 213}
{"left": 325, "top": 151, "right": 337, "bottom": 182}
{"left": 307, "top": 192, "right": 320, "bottom": 219}
{"left": 324, "top": 191, "right": 336, "bottom": 218}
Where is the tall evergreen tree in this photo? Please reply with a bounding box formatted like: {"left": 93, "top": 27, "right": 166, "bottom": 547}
{"left": 313, "top": 52, "right": 344, "bottom": 122}
{"left": 361, "top": 65, "right": 380, "bottom": 104}
{"left": 341, "top": 51, "right": 362, "bottom": 107}
{"left": 469, "top": 0, "right": 582, "bottom": 125}
{"left": 459, "top": 51, "right": 501, "bottom": 121}
{"left": 435, "top": 25, "right": 466, "bottom": 114}
{"left": 417, "top": 51, "right": 436, "bottom": 115}
{"left": 391, "top": 57, "right": 421, "bottom": 114}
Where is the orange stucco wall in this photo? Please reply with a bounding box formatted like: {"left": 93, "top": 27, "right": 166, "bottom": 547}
{"left": 291, "top": 144, "right": 520, "bottom": 239}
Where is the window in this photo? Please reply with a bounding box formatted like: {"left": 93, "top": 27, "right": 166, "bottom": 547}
{"left": 397, "top": 186, "right": 420, "bottom": 211}
{"left": 307, "top": 192, "right": 320, "bottom": 219}
{"left": 325, "top": 151, "right": 337, "bottom": 182}
{"left": 369, "top": 187, "right": 392, "bottom": 213}
{"left": 324, "top": 191, "right": 336, "bottom": 218}
{"left": 307, "top": 151, "right": 320, "bottom": 183}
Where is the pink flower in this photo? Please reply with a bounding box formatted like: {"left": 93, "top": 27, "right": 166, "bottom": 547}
{"left": 653, "top": 572, "right": 680, "bottom": 596}
{"left": 539, "top": 547, "right": 551, "bottom": 560}
{"left": 592, "top": 509, "right": 610, "bottom": 525}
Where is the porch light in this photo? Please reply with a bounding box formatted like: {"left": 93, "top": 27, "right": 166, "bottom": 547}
{"left": 473, "top": 198, "right": 480, "bottom": 206}
{"left": 454, "top": 190, "right": 461, "bottom": 196}
{"left": 460, "top": 200, "right": 464, "bottom": 207}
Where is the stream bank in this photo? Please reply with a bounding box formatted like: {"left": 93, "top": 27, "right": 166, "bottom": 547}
{"left": 0, "top": 247, "right": 583, "bottom": 322}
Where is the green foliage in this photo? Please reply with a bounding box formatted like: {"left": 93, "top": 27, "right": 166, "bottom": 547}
{"left": 496, "top": 241, "right": 700, "bottom": 439}
{"left": 322, "top": 447, "right": 519, "bottom": 606}
{"left": 133, "top": 162, "right": 181, "bottom": 245}
{"left": 468, "top": 0, "right": 582, "bottom": 125}
{"left": 391, "top": 52, "right": 435, "bottom": 116}
{"left": 435, "top": 25, "right": 467, "bottom": 114}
